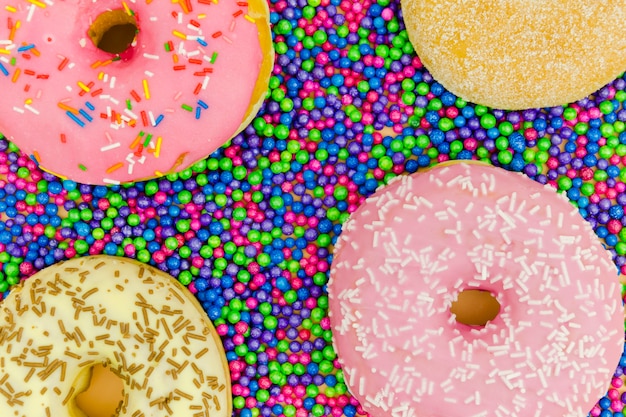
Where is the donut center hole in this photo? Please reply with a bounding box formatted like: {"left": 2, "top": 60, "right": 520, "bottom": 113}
{"left": 450, "top": 289, "right": 500, "bottom": 327}
{"left": 73, "top": 364, "right": 125, "bottom": 417}
{"left": 88, "top": 9, "right": 138, "bottom": 54}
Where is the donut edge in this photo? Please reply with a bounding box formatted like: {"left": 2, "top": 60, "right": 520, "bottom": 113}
{"left": 151, "top": 0, "right": 274, "bottom": 183}
{"left": 234, "top": 0, "right": 275, "bottom": 138}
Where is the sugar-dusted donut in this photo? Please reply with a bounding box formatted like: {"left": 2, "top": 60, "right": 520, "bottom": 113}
{"left": 0, "top": 0, "right": 273, "bottom": 184}
{"left": 0, "top": 255, "right": 231, "bottom": 417}
{"left": 401, "top": 0, "right": 626, "bottom": 109}
{"left": 328, "top": 162, "right": 623, "bottom": 417}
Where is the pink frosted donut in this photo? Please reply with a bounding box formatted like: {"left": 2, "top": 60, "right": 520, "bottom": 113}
{"left": 0, "top": 0, "right": 272, "bottom": 184}
{"left": 328, "top": 162, "right": 624, "bottom": 417}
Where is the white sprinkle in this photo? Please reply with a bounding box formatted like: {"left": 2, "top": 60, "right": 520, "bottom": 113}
{"left": 100, "top": 142, "right": 121, "bottom": 152}
{"left": 187, "top": 23, "right": 202, "bottom": 32}
{"left": 507, "top": 191, "right": 517, "bottom": 210}
{"left": 537, "top": 369, "right": 548, "bottom": 388}
{"left": 27, "top": 4, "right": 36, "bottom": 21}
{"left": 447, "top": 206, "right": 459, "bottom": 218}
{"left": 496, "top": 195, "right": 509, "bottom": 205}
{"left": 123, "top": 109, "right": 138, "bottom": 120}
{"left": 417, "top": 196, "right": 433, "bottom": 208}
{"left": 24, "top": 104, "right": 39, "bottom": 114}
{"left": 496, "top": 207, "right": 516, "bottom": 228}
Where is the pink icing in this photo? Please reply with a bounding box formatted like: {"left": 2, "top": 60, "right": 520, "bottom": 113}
{"left": 328, "top": 163, "right": 623, "bottom": 417}
{"left": 0, "top": 0, "right": 265, "bottom": 184}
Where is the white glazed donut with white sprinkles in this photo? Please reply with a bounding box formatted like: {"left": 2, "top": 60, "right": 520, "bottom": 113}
{"left": 0, "top": 255, "right": 231, "bottom": 417}
{"left": 328, "top": 162, "right": 624, "bottom": 417}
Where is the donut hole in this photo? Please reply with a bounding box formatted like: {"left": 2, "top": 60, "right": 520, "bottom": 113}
{"left": 450, "top": 289, "right": 500, "bottom": 327}
{"left": 88, "top": 9, "right": 138, "bottom": 55}
{"left": 71, "top": 363, "right": 125, "bottom": 417}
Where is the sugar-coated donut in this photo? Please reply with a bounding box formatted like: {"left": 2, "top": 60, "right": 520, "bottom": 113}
{"left": 0, "top": 255, "right": 231, "bottom": 417}
{"left": 0, "top": 0, "right": 273, "bottom": 184}
{"left": 401, "top": 1, "right": 626, "bottom": 109}
{"left": 328, "top": 162, "right": 624, "bottom": 417}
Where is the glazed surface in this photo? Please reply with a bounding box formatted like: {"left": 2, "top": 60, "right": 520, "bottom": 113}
{"left": 329, "top": 163, "right": 624, "bottom": 417}
{"left": 0, "top": 0, "right": 265, "bottom": 184}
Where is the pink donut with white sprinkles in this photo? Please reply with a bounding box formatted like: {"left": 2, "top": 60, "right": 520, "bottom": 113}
{"left": 328, "top": 162, "right": 624, "bottom": 417}
{"left": 0, "top": 0, "right": 271, "bottom": 184}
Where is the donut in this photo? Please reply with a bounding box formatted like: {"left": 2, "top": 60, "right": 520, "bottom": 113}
{"left": 0, "top": 0, "right": 273, "bottom": 184}
{"left": 328, "top": 162, "right": 624, "bottom": 417}
{"left": 401, "top": 0, "right": 626, "bottom": 109}
{"left": 0, "top": 255, "right": 231, "bottom": 417}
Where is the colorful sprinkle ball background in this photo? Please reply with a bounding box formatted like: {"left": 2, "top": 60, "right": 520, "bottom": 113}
{"left": 2, "top": 0, "right": 626, "bottom": 416}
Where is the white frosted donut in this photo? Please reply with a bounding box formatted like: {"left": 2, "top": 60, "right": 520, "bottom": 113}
{"left": 328, "top": 162, "right": 624, "bottom": 417}
{"left": 0, "top": 255, "right": 230, "bottom": 417}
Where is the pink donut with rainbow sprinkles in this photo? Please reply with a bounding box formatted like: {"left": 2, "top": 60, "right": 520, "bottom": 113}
{"left": 0, "top": 0, "right": 272, "bottom": 184}
{"left": 328, "top": 162, "right": 624, "bottom": 417}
